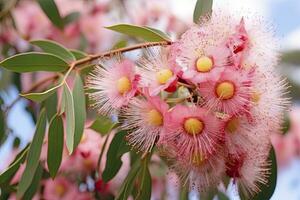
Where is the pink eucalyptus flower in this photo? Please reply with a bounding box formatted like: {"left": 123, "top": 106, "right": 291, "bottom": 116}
{"left": 161, "top": 105, "right": 224, "bottom": 163}
{"left": 137, "top": 47, "right": 179, "bottom": 96}
{"left": 122, "top": 91, "right": 169, "bottom": 152}
{"left": 86, "top": 59, "right": 140, "bottom": 116}
{"left": 198, "top": 68, "right": 254, "bottom": 116}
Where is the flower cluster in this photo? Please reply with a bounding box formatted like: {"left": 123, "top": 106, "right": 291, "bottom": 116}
{"left": 87, "top": 12, "right": 289, "bottom": 197}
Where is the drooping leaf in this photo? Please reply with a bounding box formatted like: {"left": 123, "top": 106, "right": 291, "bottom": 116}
{"left": 217, "top": 191, "right": 230, "bottom": 200}
{"left": 63, "top": 83, "right": 75, "bottom": 154}
{"left": 143, "top": 26, "right": 171, "bottom": 41}
{"left": 193, "top": 0, "right": 213, "bottom": 23}
{"left": 0, "top": 145, "right": 30, "bottom": 185}
{"left": 37, "top": 0, "right": 64, "bottom": 29}
{"left": 250, "top": 146, "right": 277, "bottom": 200}
{"left": 0, "top": 52, "right": 69, "bottom": 72}
{"left": 102, "top": 131, "right": 130, "bottom": 182}
{"left": 17, "top": 109, "right": 47, "bottom": 198}
{"left": 63, "top": 11, "right": 80, "bottom": 26}
{"left": 90, "top": 116, "right": 117, "bottom": 136}
{"left": 116, "top": 158, "right": 141, "bottom": 200}
{"left": 30, "top": 39, "right": 75, "bottom": 62}
{"left": 105, "top": 24, "right": 172, "bottom": 42}
{"left": 43, "top": 91, "right": 58, "bottom": 121}
{"left": 20, "top": 82, "right": 62, "bottom": 103}
{"left": 47, "top": 114, "right": 64, "bottom": 178}
{"left": 72, "top": 74, "right": 86, "bottom": 149}
{"left": 22, "top": 163, "right": 43, "bottom": 200}
{"left": 136, "top": 159, "right": 152, "bottom": 200}
{"left": 69, "top": 49, "right": 87, "bottom": 60}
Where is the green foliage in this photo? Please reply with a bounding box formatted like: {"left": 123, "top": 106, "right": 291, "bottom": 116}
{"left": 70, "top": 49, "right": 88, "bottom": 60}
{"left": 43, "top": 92, "right": 58, "bottom": 121}
{"left": 17, "top": 109, "right": 47, "bottom": 198}
{"left": 102, "top": 131, "right": 130, "bottom": 182}
{"left": 37, "top": 0, "right": 64, "bottom": 29}
{"left": 281, "top": 50, "right": 300, "bottom": 65}
{"left": 251, "top": 146, "right": 277, "bottom": 200}
{"left": 0, "top": 145, "right": 30, "bottom": 185}
{"left": 193, "top": 0, "right": 213, "bottom": 23}
{"left": 72, "top": 74, "right": 86, "bottom": 149}
{"left": 135, "top": 158, "right": 152, "bottom": 200}
{"left": 30, "top": 40, "right": 76, "bottom": 62}
{"left": 112, "top": 40, "right": 128, "bottom": 49}
{"left": 105, "top": 24, "right": 172, "bottom": 42}
{"left": 0, "top": 52, "right": 69, "bottom": 72}
{"left": 217, "top": 191, "right": 230, "bottom": 200}
{"left": 20, "top": 80, "right": 61, "bottom": 102}
{"left": 62, "top": 83, "right": 75, "bottom": 154}
{"left": 90, "top": 116, "right": 117, "bottom": 136}
{"left": 0, "top": 99, "right": 5, "bottom": 145}
{"left": 47, "top": 114, "right": 64, "bottom": 178}
{"left": 63, "top": 11, "right": 80, "bottom": 26}
{"left": 22, "top": 163, "right": 43, "bottom": 200}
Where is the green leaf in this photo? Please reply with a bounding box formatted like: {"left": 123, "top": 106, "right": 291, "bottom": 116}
{"left": 193, "top": 0, "right": 213, "bottom": 23}
{"left": 90, "top": 116, "right": 117, "bottom": 136}
{"left": 105, "top": 24, "right": 172, "bottom": 42}
{"left": 0, "top": 52, "right": 69, "bottom": 73}
{"left": 37, "top": 0, "right": 64, "bottom": 29}
{"left": 72, "top": 74, "right": 86, "bottom": 149}
{"left": 179, "top": 184, "right": 189, "bottom": 200}
{"left": 63, "top": 83, "right": 75, "bottom": 154}
{"left": 0, "top": 145, "right": 30, "bottom": 185}
{"left": 136, "top": 159, "right": 152, "bottom": 200}
{"left": 112, "top": 40, "right": 128, "bottom": 50}
{"left": 281, "top": 50, "right": 300, "bottom": 65}
{"left": 250, "top": 146, "right": 277, "bottom": 200}
{"left": 0, "top": 107, "right": 5, "bottom": 145}
{"left": 17, "top": 109, "right": 47, "bottom": 198}
{"left": 281, "top": 112, "right": 290, "bottom": 135}
{"left": 143, "top": 26, "right": 171, "bottom": 41}
{"left": 217, "top": 191, "right": 230, "bottom": 200}
{"left": 43, "top": 92, "right": 58, "bottom": 121}
{"left": 116, "top": 159, "right": 141, "bottom": 200}
{"left": 102, "top": 131, "right": 130, "bottom": 182}
{"left": 63, "top": 11, "right": 80, "bottom": 25}
{"left": 70, "top": 49, "right": 87, "bottom": 60}
{"left": 22, "top": 163, "right": 43, "bottom": 200}
{"left": 30, "top": 39, "right": 75, "bottom": 62}
{"left": 20, "top": 82, "right": 62, "bottom": 103}
{"left": 47, "top": 114, "right": 64, "bottom": 178}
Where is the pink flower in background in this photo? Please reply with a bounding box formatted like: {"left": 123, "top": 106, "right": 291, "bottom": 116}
{"left": 43, "top": 177, "right": 91, "bottom": 200}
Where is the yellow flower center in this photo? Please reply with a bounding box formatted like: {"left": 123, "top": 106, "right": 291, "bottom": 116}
{"left": 147, "top": 109, "right": 163, "bottom": 126}
{"left": 196, "top": 56, "right": 213, "bottom": 72}
{"left": 251, "top": 91, "right": 260, "bottom": 103}
{"left": 156, "top": 69, "right": 173, "bottom": 84}
{"left": 192, "top": 152, "right": 205, "bottom": 166}
{"left": 117, "top": 76, "right": 131, "bottom": 94}
{"left": 55, "top": 184, "right": 66, "bottom": 197}
{"left": 216, "top": 81, "right": 235, "bottom": 100}
{"left": 226, "top": 117, "right": 240, "bottom": 133}
{"left": 184, "top": 118, "right": 204, "bottom": 135}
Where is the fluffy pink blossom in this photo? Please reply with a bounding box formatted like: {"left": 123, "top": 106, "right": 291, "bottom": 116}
{"left": 86, "top": 59, "right": 140, "bottom": 116}
{"left": 137, "top": 47, "right": 179, "bottom": 96}
{"left": 122, "top": 92, "right": 169, "bottom": 152}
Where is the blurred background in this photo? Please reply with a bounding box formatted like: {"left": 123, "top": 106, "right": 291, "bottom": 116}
{"left": 0, "top": 0, "right": 300, "bottom": 199}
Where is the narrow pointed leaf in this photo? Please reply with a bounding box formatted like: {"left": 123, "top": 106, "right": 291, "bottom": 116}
{"left": 37, "top": 0, "right": 64, "bottom": 29}
{"left": 63, "top": 11, "right": 80, "bottom": 25}
{"left": 0, "top": 52, "right": 69, "bottom": 72}
{"left": 47, "top": 114, "right": 64, "bottom": 178}
{"left": 250, "top": 146, "right": 277, "bottom": 200}
{"left": 20, "top": 82, "right": 62, "bottom": 103}
{"left": 22, "top": 163, "right": 43, "bottom": 200}
{"left": 0, "top": 145, "right": 30, "bottom": 185}
{"left": 102, "top": 131, "right": 130, "bottom": 182}
{"left": 30, "top": 40, "right": 75, "bottom": 62}
{"left": 136, "top": 159, "right": 152, "bottom": 200}
{"left": 193, "top": 0, "right": 213, "bottom": 23}
{"left": 105, "top": 24, "right": 172, "bottom": 42}
{"left": 17, "top": 109, "right": 47, "bottom": 198}
{"left": 90, "top": 116, "right": 117, "bottom": 136}
{"left": 63, "top": 83, "right": 75, "bottom": 154}
{"left": 73, "top": 74, "right": 86, "bottom": 149}
{"left": 43, "top": 92, "right": 58, "bottom": 121}
{"left": 69, "top": 49, "right": 87, "bottom": 60}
